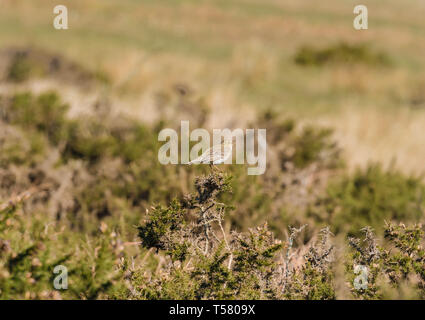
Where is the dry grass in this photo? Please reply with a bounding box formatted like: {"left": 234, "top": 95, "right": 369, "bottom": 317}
{"left": 1, "top": 0, "right": 425, "bottom": 174}
{"left": 318, "top": 107, "right": 425, "bottom": 175}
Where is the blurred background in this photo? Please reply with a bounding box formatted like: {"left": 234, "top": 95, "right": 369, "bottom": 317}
{"left": 1, "top": 0, "right": 425, "bottom": 172}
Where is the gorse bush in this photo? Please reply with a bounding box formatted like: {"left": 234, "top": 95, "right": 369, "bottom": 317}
{"left": 310, "top": 164, "right": 425, "bottom": 235}
{"left": 0, "top": 90, "right": 182, "bottom": 227}
{"left": 133, "top": 172, "right": 335, "bottom": 300}
{"left": 8, "top": 92, "right": 69, "bottom": 145}
{"left": 346, "top": 224, "right": 425, "bottom": 299}
{"left": 7, "top": 52, "right": 36, "bottom": 83}
{"left": 1, "top": 171, "right": 425, "bottom": 299}
{"left": 1, "top": 91, "right": 159, "bottom": 164}
{"left": 1, "top": 86, "right": 425, "bottom": 299}
{"left": 236, "top": 109, "right": 343, "bottom": 239}
{"left": 1, "top": 91, "right": 344, "bottom": 234}
{"left": 0, "top": 189, "right": 123, "bottom": 299}
{"left": 290, "top": 126, "right": 336, "bottom": 169}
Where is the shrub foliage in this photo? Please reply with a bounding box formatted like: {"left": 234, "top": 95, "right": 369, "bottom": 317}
{"left": 1, "top": 88, "right": 425, "bottom": 300}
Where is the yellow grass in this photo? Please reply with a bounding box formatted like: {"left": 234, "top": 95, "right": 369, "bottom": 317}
{"left": 1, "top": 0, "right": 425, "bottom": 174}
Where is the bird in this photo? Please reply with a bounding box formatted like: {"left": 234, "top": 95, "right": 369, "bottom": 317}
{"left": 188, "top": 140, "right": 233, "bottom": 170}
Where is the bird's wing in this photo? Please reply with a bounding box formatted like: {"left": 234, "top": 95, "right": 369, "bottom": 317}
{"left": 189, "top": 147, "right": 213, "bottom": 164}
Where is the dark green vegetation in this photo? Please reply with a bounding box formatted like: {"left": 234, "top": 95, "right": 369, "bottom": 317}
{"left": 313, "top": 164, "right": 425, "bottom": 235}
{"left": 346, "top": 224, "right": 425, "bottom": 299}
{"left": 294, "top": 43, "right": 390, "bottom": 67}
{"left": 4, "top": 48, "right": 109, "bottom": 86}
{"left": 1, "top": 87, "right": 425, "bottom": 299}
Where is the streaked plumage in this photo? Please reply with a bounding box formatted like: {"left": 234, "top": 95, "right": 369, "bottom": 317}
{"left": 188, "top": 140, "right": 233, "bottom": 165}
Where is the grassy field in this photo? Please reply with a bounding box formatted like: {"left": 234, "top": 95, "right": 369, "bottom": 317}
{"left": 1, "top": 0, "right": 425, "bottom": 174}
{"left": 2, "top": 0, "right": 425, "bottom": 300}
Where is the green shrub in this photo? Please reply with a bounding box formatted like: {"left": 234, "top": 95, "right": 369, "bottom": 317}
{"left": 0, "top": 129, "right": 47, "bottom": 167}
{"left": 2, "top": 171, "right": 424, "bottom": 300}
{"left": 8, "top": 91, "right": 69, "bottom": 145}
{"left": 134, "top": 173, "right": 284, "bottom": 299}
{"left": 2, "top": 87, "right": 424, "bottom": 300}
{"left": 291, "top": 126, "right": 336, "bottom": 169}
{"left": 0, "top": 192, "right": 123, "bottom": 299}
{"left": 313, "top": 164, "right": 425, "bottom": 235}
{"left": 346, "top": 224, "right": 425, "bottom": 299}
{"left": 131, "top": 173, "right": 336, "bottom": 300}
{"left": 7, "top": 53, "right": 36, "bottom": 83}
